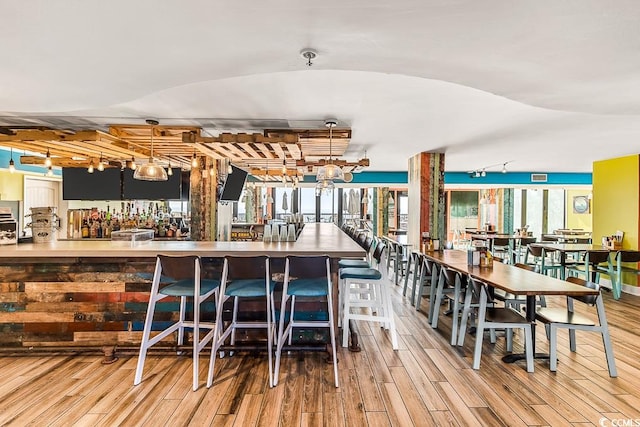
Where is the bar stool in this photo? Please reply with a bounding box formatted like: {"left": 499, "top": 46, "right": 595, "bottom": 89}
{"left": 340, "top": 244, "right": 398, "bottom": 350}
{"left": 134, "top": 255, "right": 221, "bottom": 391}
{"left": 206, "top": 256, "right": 276, "bottom": 388}
{"left": 274, "top": 256, "right": 338, "bottom": 387}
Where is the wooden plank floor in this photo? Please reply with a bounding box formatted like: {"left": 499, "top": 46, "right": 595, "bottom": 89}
{"left": 2, "top": 283, "right": 640, "bottom": 426}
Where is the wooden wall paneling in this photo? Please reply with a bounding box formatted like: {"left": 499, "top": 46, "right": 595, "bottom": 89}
{"left": 408, "top": 152, "right": 445, "bottom": 248}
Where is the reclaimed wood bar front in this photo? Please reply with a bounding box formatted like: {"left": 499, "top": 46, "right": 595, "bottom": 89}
{"left": 0, "top": 223, "right": 365, "bottom": 351}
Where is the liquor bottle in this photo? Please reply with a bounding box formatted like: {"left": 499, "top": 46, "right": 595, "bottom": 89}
{"left": 81, "top": 219, "right": 90, "bottom": 238}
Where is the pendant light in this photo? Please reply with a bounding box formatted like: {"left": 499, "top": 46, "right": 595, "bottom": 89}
{"left": 88, "top": 159, "right": 94, "bottom": 174}
{"left": 8, "top": 147, "right": 15, "bottom": 173}
{"left": 44, "top": 149, "right": 52, "bottom": 167}
{"left": 167, "top": 163, "right": 173, "bottom": 176}
{"left": 316, "top": 119, "right": 344, "bottom": 182}
{"left": 97, "top": 152, "right": 105, "bottom": 171}
{"left": 130, "top": 156, "right": 137, "bottom": 170}
{"left": 133, "top": 119, "right": 168, "bottom": 181}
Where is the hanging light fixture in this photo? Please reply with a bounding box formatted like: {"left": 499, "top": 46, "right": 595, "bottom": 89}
{"left": 133, "top": 119, "right": 168, "bottom": 181}
{"left": 97, "top": 152, "right": 105, "bottom": 172}
{"left": 44, "top": 149, "right": 52, "bottom": 167}
{"left": 316, "top": 119, "right": 344, "bottom": 182}
{"left": 130, "top": 156, "right": 137, "bottom": 170}
{"left": 502, "top": 163, "right": 508, "bottom": 174}
{"left": 8, "top": 147, "right": 15, "bottom": 173}
{"left": 281, "top": 157, "right": 287, "bottom": 175}
{"left": 167, "top": 162, "right": 173, "bottom": 176}
{"left": 87, "top": 159, "right": 94, "bottom": 174}
{"left": 227, "top": 159, "right": 233, "bottom": 174}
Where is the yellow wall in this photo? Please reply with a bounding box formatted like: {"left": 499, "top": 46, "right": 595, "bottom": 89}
{"left": 593, "top": 155, "right": 639, "bottom": 251}
{"left": 0, "top": 170, "right": 24, "bottom": 200}
{"left": 565, "top": 189, "right": 592, "bottom": 231}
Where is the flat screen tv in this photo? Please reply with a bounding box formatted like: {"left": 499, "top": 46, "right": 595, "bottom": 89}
{"left": 62, "top": 167, "right": 122, "bottom": 200}
{"left": 219, "top": 166, "right": 248, "bottom": 201}
{"left": 122, "top": 168, "right": 182, "bottom": 200}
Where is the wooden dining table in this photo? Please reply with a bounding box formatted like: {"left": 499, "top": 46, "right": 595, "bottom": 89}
{"left": 423, "top": 249, "right": 599, "bottom": 364}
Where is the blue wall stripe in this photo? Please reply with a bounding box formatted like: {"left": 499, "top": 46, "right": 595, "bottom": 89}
{"left": 0, "top": 148, "right": 62, "bottom": 176}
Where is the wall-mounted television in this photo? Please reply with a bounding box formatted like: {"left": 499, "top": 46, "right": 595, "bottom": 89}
{"left": 62, "top": 168, "right": 122, "bottom": 200}
{"left": 122, "top": 168, "right": 182, "bottom": 200}
{"left": 219, "top": 166, "right": 248, "bottom": 201}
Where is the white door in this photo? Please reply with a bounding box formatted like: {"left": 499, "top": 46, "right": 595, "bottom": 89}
{"left": 23, "top": 177, "right": 60, "bottom": 236}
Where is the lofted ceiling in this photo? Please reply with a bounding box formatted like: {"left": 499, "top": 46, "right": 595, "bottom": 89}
{"left": 2, "top": 1, "right": 640, "bottom": 174}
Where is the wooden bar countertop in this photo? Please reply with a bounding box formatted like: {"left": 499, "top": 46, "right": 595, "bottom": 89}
{"left": 0, "top": 223, "right": 366, "bottom": 259}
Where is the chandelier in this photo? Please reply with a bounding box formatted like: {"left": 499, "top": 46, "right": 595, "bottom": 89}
{"left": 316, "top": 119, "right": 343, "bottom": 190}
{"left": 133, "top": 119, "right": 168, "bottom": 181}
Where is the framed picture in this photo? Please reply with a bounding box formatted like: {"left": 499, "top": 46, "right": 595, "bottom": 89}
{"left": 572, "top": 195, "right": 590, "bottom": 214}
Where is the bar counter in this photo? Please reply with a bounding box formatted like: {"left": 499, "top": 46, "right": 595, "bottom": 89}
{"left": 1, "top": 223, "right": 365, "bottom": 258}
{"left": 0, "top": 223, "right": 365, "bottom": 351}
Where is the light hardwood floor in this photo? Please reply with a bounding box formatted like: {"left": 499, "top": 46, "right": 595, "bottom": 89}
{"left": 1, "top": 283, "right": 640, "bottom": 426}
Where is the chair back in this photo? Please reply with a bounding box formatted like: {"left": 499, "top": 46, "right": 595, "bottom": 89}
{"left": 519, "top": 237, "right": 537, "bottom": 246}
{"left": 158, "top": 255, "right": 199, "bottom": 280}
{"left": 441, "top": 266, "right": 460, "bottom": 288}
{"left": 492, "top": 237, "right": 510, "bottom": 247}
{"left": 355, "top": 232, "right": 367, "bottom": 248}
{"left": 584, "top": 250, "right": 609, "bottom": 265}
{"left": 514, "top": 262, "right": 537, "bottom": 272}
{"left": 565, "top": 276, "right": 599, "bottom": 305}
{"left": 527, "top": 245, "right": 543, "bottom": 258}
{"left": 225, "top": 256, "right": 269, "bottom": 280}
{"left": 616, "top": 250, "right": 640, "bottom": 264}
{"left": 286, "top": 256, "right": 330, "bottom": 279}
{"left": 372, "top": 241, "right": 387, "bottom": 265}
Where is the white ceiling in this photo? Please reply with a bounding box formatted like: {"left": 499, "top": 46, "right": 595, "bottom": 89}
{"left": 2, "top": 0, "right": 640, "bottom": 173}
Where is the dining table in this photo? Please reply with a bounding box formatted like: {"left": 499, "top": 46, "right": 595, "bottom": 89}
{"left": 423, "top": 249, "right": 599, "bottom": 365}
{"left": 531, "top": 242, "right": 611, "bottom": 280}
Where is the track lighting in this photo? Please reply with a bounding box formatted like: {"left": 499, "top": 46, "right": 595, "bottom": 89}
{"left": 470, "top": 161, "right": 512, "bottom": 178}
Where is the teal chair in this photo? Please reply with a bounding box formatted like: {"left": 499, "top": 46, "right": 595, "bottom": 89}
{"left": 135, "top": 255, "right": 221, "bottom": 391}
{"left": 207, "top": 256, "right": 276, "bottom": 388}
{"left": 274, "top": 256, "right": 338, "bottom": 387}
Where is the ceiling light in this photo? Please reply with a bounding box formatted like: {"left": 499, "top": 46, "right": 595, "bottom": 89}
{"left": 227, "top": 161, "right": 233, "bottom": 174}
{"left": 191, "top": 153, "right": 198, "bottom": 168}
{"left": 481, "top": 169, "right": 486, "bottom": 177}
{"left": 8, "top": 147, "right": 15, "bottom": 173}
{"left": 167, "top": 163, "right": 173, "bottom": 176}
{"left": 502, "top": 163, "right": 508, "bottom": 173}
{"left": 281, "top": 158, "right": 287, "bottom": 175}
{"left": 97, "top": 153, "right": 105, "bottom": 171}
{"left": 474, "top": 170, "right": 480, "bottom": 178}
{"left": 130, "top": 156, "right": 137, "bottom": 170}
{"left": 316, "top": 119, "right": 344, "bottom": 182}
{"left": 88, "top": 159, "right": 94, "bottom": 174}
{"left": 44, "top": 149, "right": 52, "bottom": 167}
{"left": 209, "top": 166, "right": 215, "bottom": 176}
{"left": 133, "top": 119, "right": 168, "bottom": 181}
